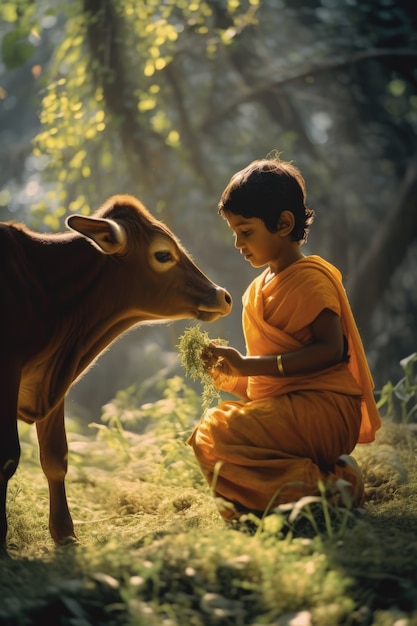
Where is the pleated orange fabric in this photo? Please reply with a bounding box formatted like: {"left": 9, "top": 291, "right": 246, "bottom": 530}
{"left": 188, "top": 255, "right": 381, "bottom": 515}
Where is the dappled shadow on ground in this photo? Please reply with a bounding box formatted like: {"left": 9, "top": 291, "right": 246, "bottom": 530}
{"left": 322, "top": 507, "right": 417, "bottom": 622}
{"left": 0, "top": 543, "right": 129, "bottom": 625}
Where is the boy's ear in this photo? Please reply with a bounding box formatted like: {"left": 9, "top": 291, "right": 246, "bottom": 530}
{"left": 277, "top": 210, "right": 295, "bottom": 236}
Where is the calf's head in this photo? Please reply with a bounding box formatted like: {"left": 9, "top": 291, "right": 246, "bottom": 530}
{"left": 66, "top": 194, "right": 232, "bottom": 322}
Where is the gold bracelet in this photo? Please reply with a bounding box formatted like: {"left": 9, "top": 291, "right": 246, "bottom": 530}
{"left": 276, "top": 354, "right": 285, "bottom": 376}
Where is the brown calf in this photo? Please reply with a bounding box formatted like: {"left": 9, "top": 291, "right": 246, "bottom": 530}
{"left": 0, "top": 194, "right": 232, "bottom": 550}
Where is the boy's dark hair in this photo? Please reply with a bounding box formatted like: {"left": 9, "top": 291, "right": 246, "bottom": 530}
{"left": 218, "top": 158, "right": 315, "bottom": 243}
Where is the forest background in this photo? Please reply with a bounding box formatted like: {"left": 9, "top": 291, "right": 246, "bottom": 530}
{"left": 0, "top": 0, "right": 416, "bottom": 422}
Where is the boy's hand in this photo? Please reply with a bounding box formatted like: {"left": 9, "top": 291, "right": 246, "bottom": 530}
{"left": 206, "top": 342, "right": 246, "bottom": 377}
{"left": 201, "top": 344, "right": 219, "bottom": 371}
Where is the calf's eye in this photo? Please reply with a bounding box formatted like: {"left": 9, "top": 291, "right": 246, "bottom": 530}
{"left": 155, "top": 250, "right": 173, "bottom": 263}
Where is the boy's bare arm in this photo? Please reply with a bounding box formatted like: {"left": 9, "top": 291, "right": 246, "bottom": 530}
{"left": 210, "top": 308, "right": 344, "bottom": 378}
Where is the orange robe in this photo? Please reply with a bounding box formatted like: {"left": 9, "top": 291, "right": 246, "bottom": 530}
{"left": 188, "top": 255, "right": 381, "bottom": 517}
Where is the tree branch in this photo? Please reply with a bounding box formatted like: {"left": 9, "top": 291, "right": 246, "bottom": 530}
{"left": 199, "top": 48, "right": 417, "bottom": 131}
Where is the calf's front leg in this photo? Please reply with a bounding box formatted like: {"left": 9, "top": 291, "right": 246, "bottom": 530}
{"left": 36, "top": 402, "right": 76, "bottom": 545}
{"left": 0, "top": 363, "right": 21, "bottom": 551}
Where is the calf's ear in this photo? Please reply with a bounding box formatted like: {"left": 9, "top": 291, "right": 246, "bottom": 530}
{"left": 66, "top": 215, "right": 127, "bottom": 254}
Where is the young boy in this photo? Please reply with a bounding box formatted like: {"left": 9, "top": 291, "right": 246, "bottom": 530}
{"left": 187, "top": 157, "right": 381, "bottom": 520}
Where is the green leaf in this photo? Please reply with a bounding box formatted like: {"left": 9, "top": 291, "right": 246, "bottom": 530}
{"left": 0, "top": 3, "right": 18, "bottom": 23}
{"left": 2, "top": 30, "right": 35, "bottom": 69}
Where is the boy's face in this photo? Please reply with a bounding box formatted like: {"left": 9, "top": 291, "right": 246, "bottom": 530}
{"left": 225, "top": 212, "right": 283, "bottom": 269}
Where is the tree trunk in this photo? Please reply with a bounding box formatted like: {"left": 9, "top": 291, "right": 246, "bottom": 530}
{"left": 348, "top": 157, "right": 417, "bottom": 343}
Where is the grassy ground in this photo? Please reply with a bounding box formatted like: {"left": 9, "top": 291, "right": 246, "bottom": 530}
{"left": 1, "top": 377, "right": 417, "bottom": 626}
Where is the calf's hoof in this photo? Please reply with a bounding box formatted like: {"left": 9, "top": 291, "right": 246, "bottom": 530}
{"left": 55, "top": 535, "right": 79, "bottom": 550}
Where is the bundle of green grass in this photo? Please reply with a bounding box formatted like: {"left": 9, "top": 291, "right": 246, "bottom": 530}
{"left": 177, "top": 325, "right": 228, "bottom": 413}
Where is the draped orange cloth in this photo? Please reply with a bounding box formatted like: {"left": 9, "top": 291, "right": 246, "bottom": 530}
{"left": 188, "top": 256, "right": 381, "bottom": 516}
